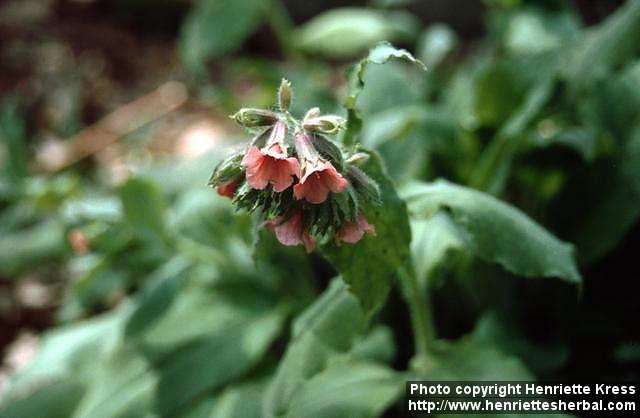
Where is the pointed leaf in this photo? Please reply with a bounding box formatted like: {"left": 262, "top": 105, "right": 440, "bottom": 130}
{"left": 404, "top": 180, "right": 581, "bottom": 283}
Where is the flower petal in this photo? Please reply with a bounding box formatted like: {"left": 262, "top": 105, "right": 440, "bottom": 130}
{"left": 242, "top": 146, "right": 269, "bottom": 189}
{"left": 336, "top": 215, "right": 376, "bottom": 244}
{"left": 302, "top": 231, "right": 316, "bottom": 253}
{"left": 217, "top": 179, "right": 239, "bottom": 198}
{"left": 294, "top": 174, "right": 330, "bottom": 204}
{"left": 270, "top": 157, "right": 300, "bottom": 192}
{"left": 273, "top": 212, "right": 303, "bottom": 246}
{"left": 323, "top": 163, "right": 348, "bottom": 193}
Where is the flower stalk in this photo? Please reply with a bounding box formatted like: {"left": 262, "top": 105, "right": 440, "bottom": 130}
{"left": 397, "top": 265, "right": 435, "bottom": 362}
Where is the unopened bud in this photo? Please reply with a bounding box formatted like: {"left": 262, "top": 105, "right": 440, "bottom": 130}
{"left": 278, "top": 79, "right": 293, "bottom": 111}
{"left": 345, "top": 152, "right": 370, "bottom": 166}
{"left": 347, "top": 165, "right": 381, "bottom": 205}
{"left": 208, "top": 152, "right": 244, "bottom": 188}
{"left": 231, "top": 108, "right": 279, "bottom": 128}
{"left": 303, "top": 107, "right": 321, "bottom": 121}
{"left": 309, "top": 133, "right": 344, "bottom": 169}
{"left": 303, "top": 114, "right": 345, "bottom": 135}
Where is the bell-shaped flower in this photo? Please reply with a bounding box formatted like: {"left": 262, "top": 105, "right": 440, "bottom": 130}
{"left": 336, "top": 214, "right": 376, "bottom": 244}
{"left": 264, "top": 210, "right": 316, "bottom": 253}
{"left": 242, "top": 120, "right": 300, "bottom": 192}
{"left": 293, "top": 131, "right": 348, "bottom": 204}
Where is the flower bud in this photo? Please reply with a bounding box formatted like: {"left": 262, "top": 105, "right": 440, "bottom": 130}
{"left": 303, "top": 107, "right": 321, "bottom": 121}
{"left": 302, "top": 114, "right": 345, "bottom": 135}
{"left": 345, "top": 152, "right": 370, "bottom": 166}
{"left": 208, "top": 152, "right": 244, "bottom": 188}
{"left": 278, "top": 79, "right": 293, "bottom": 112}
{"left": 346, "top": 165, "right": 381, "bottom": 205}
{"left": 231, "top": 108, "right": 279, "bottom": 128}
{"left": 310, "top": 133, "right": 344, "bottom": 169}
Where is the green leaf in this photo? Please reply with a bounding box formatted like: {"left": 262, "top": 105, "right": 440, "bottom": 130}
{"left": 0, "top": 97, "right": 28, "bottom": 199}
{"left": 566, "top": 125, "right": 640, "bottom": 261}
{"left": 322, "top": 151, "right": 412, "bottom": 315}
{"left": 181, "top": 379, "right": 267, "bottom": 418}
{"left": 566, "top": 0, "right": 640, "bottom": 92}
{"left": 124, "top": 257, "right": 192, "bottom": 339}
{"left": 470, "top": 312, "right": 569, "bottom": 375}
{"left": 470, "top": 76, "right": 556, "bottom": 194}
{"left": 0, "top": 219, "right": 68, "bottom": 277}
{"left": 412, "top": 338, "right": 575, "bottom": 418}
{"left": 119, "top": 177, "right": 167, "bottom": 243}
{"left": 265, "top": 278, "right": 372, "bottom": 417}
{"left": 76, "top": 284, "right": 285, "bottom": 417}
{"left": 343, "top": 42, "right": 426, "bottom": 148}
{"left": 403, "top": 180, "right": 581, "bottom": 283}
{"left": 295, "top": 8, "right": 419, "bottom": 59}
{"left": 0, "top": 308, "right": 129, "bottom": 415}
{"left": 504, "top": 11, "right": 565, "bottom": 55}
{"left": 410, "top": 211, "right": 468, "bottom": 291}
{"left": 350, "top": 326, "right": 396, "bottom": 365}
{"left": 180, "top": 0, "right": 265, "bottom": 74}
{"left": 285, "top": 360, "right": 402, "bottom": 418}
{"left": 0, "top": 380, "right": 85, "bottom": 418}
{"left": 361, "top": 104, "right": 457, "bottom": 181}
{"left": 208, "top": 380, "right": 266, "bottom": 418}
{"left": 416, "top": 338, "right": 533, "bottom": 380}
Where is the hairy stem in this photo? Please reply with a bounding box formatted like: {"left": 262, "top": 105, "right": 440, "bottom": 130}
{"left": 397, "top": 265, "right": 435, "bottom": 362}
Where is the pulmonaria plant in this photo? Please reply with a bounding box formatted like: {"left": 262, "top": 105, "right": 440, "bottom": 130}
{"left": 209, "top": 79, "right": 380, "bottom": 252}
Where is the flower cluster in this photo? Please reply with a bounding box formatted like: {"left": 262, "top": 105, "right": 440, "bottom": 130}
{"left": 209, "top": 79, "right": 380, "bottom": 252}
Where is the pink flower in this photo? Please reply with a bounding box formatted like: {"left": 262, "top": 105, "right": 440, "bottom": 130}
{"left": 216, "top": 179, "right": 240, "bottom": 198}
{"left": 264, "top": 211, "right": 316, "bottom": 253}
{"left": 293, "top": 132, "right": 348, "bottom": 204}
{"left": 336, "top": 215, "right": 376, "bottom": 244}
{"left": 242, "top": 121, "right": 300, "bottom": 192}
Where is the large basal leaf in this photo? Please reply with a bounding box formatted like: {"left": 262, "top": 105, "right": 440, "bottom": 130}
{"left": 566, "top": 0, "right": 640, "bottom": 92}
{"left": 264, "top": 278, "right": 398, "bottom": 418}
{"left": 0, "top": 308, "right": 130, "bottom": 416}
{"left": 322, "top": 151, "right": 412, "bottom": 316}
{"left": 413, "top": 339, "right": 533, "bottom": 381}
{"left": 124, "top": 257, "right": 192, "bottom": 339}
{"left": 567, "top": 125, "right": 640, "bottom": 262}
{"left": 470, "top": 311, "right": 569, "bottom": 375}
{"left": 4, "top": 268, "right": 285, "bottom": 418}
{"left": 180, "top": 0, "right": 265, "bottom": 74}
{"left": 0, "top": 380, "right": 85, "bottom": 418}
{"left": 470, "top": 76, "right": 556, "bottom": 194}
{"left": 294, "top": 8, "right": 419, "bottom": 59}
{"left": 412, "top": 338, "right": 575, "bottom": 418}
{"left": 410, "top": 211, "right": 468, "bottom": 291}
{"left": 73, "top": 282, "right": 285, "bottom": 418}
{"left": 119, "top": 177, "right": 167, "bottom": 243}
{"left": 180, "top": 380, "right": 266, "bottom": 418}
{"left": 285, "top": 360, "right": 402, "bottom": 418}
{"left": 403, "top": 180, "right": 581, "bottom": 284}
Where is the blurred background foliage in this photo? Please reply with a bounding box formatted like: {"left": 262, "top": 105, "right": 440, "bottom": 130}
{"left": 0, "top": 0, "right": 639, "bottom": 417}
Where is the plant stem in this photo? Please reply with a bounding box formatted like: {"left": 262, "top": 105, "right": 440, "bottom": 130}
{"left": 397, "top": 265, "right": 435, "bottom": 361}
